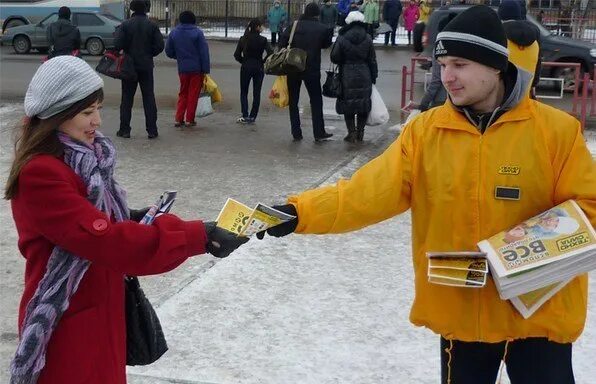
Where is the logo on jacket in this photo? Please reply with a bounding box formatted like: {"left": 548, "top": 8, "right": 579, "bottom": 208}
{"left": 435, "top": 41, "right": 447, "bottom": 56}
{"left": 498, "top": 166, "right": 521, "bottom": 175}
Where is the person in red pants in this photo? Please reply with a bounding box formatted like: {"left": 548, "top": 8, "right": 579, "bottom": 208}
{"left": 165, "top": 10, "right": 211, "bottom": 127}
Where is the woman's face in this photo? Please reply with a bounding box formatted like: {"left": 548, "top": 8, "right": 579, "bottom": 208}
{"left": 58, "top": 100, "right": 102, "bottom": 145}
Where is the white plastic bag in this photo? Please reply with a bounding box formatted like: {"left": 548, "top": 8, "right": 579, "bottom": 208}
{"left": 366, "top": 85, "right": 389, "bottom": 126}
{"left": 197, "top": 94, "right": 213, "bottom": 118}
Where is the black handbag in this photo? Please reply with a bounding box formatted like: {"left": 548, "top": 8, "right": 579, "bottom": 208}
{"left": 322, "top": 65, "right": 341, "bottom": 98}
{"left": 95, "top": 50, "right": 137, "bottom": 82}
{"left": 264, "top": 21, "right": 307, "bottom": 75}
{"left": 125, "top": 275, "right": 168, "bottom": 366}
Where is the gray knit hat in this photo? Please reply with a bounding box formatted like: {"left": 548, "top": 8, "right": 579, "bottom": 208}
{"left": 24, "top": 56, "right": 103, "bottom": 119}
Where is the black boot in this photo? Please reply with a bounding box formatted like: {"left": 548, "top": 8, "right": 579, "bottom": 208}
{"left": 356, "top": 128, "right": 364, "bottom": 142}
{"left": 344, "top": 116, "right": 357, "bottom": 143}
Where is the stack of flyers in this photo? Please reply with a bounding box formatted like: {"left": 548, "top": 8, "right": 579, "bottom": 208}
{"left": 139, "top": 191, "right": 177, "bottom": 225}
{"left": 427, "top": 252, "right": 488, "bottom": 288}
{"left": 216, "top": 198, "right": 296, "bottom": 237}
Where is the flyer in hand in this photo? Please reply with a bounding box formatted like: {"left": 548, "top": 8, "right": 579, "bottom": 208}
{"left": 477, "top": 200, "right": 596, "bottom": 318}
{"left": 216, "top": 198, "right": 296, "bottom": 237}
{"left": 140, "top": 190, "right": 178, "bottom": 225}
{"left": 426, "top": 252, "right": 488, "bottom": 288}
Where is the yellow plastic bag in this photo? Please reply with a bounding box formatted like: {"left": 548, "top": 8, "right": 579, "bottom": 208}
{"left": 269, "top": 76, "right": 288, "bottom": 108}
{"left": 204, "top": 75, "right": 222, "bottom": 103}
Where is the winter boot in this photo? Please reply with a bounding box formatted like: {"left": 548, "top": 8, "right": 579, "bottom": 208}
{"left": 344, "top": 119, "right": 357, "bottom": 143}
{"left": 356, "top": 128, "right": 365, "bottom": 142}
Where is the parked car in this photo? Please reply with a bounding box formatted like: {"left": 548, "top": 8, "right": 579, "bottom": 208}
{"left": 0, "top": 11, "right": 121, "bottom": 55}
{"left": 420, "top": 6, "right": 596, "bottom": 89}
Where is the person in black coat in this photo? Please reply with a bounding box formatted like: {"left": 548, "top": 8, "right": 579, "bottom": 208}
{"left": 46, "top": 6, "right": 81, "bottom": 58}
{"left": 382, "top": 0, "right": 402, "bottom": 46}
{"left": 234, "top": 19, "right": 273, "bottom": 124}
{"left": 114, "top": 0, "right": 164, "bottom": 139}
{"left": 331, "top": 11, "right": 378, "bottom": 143}
{"left": 279, "top": 3, "right": 333, "bottom": 142}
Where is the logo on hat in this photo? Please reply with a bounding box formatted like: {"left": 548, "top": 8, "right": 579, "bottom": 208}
{"left": 435, "top": 40, "right": 447, "bottom": 56}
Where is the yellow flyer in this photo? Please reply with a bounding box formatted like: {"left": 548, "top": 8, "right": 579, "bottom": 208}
{"left": 215, "top": 198, "right": 253, "bottom": 236}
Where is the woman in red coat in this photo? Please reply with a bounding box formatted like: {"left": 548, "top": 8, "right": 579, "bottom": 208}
{"left": 5, "top": 56, "right": 248, "bottom": 384}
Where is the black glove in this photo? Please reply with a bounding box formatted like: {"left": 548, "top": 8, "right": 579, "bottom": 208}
{"left": 256, "top": 204, "right": 298, "bottom": 240}
{"left": 204, "top": 221, "right": 249, "bottom": 258}
{"left": 129, "top": 207, "right": 151, "bottom": 223}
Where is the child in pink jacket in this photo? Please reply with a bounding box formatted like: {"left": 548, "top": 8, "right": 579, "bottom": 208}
{"left": 403, "top": 0, "right": 420, "bottom": 45}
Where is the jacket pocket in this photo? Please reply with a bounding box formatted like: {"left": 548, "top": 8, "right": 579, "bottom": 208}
{"left": 40, "top": 306, "right": 101, "bottom": 384}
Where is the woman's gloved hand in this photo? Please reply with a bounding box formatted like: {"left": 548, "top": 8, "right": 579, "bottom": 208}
{"left": 256, "top": 204, "right": 298, "bottom": 239}
{"left": 204, "top": 222, "right": 249, "bottom": 258}
{"left": 129, "top": 207, "right": 151, "bottom": 223}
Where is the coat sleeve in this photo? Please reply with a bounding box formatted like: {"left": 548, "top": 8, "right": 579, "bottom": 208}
{"left": 368, "top": 41, "right": 378, "bottom": 83}
{"left": 288, "top": 128, "right": 413, "bottom": 234}
{"left": 152, "top": 24, "right": 165, "bottom": 57}
{"left": 552, "top": 121, "right": 596, "bottom": 227}
{"left": 165, "top": 32, "right": 176, "bottom": 59}
{"left": 420, "top": 57, "right": 443, "bottom": 111}
{"left": 234, "top": 37, "right": 244, "bottom": 63}
{"left": 74, "top": 28, "right": 81, "bottom": 50}
{"left": 114, "top": 24, "right": 126, "bottom": 51}
{"left": 330, "top": 40, "right": 343, "bottom": 64}
{"left": 17, "top": 160, "right": 208, "bottom": 276}
{"left": 196, "top": 29, "right": 210, "bottom": 73}
{"left": 279, "top": 25, "right": 290, "bottom": 48}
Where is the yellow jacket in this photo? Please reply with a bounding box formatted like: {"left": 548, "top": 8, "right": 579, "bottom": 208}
{"left": 419, "top": 2, "right": 431, "bottom": 23}
{"left": 288, "top": 97, "right": 596, "bottom": 343}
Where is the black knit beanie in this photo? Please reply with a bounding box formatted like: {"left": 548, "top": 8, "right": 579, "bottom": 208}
{"left": 434, "top": 5, "right": 508, "bottom": 71}
{"left": 304, "top": 2, "right": 320, "bottom": 18}
{"left": 58, "top": 6, "right": 71, "bottom": 20}
{"left": 498, "top": 0, "right": 522, "bottom": 21}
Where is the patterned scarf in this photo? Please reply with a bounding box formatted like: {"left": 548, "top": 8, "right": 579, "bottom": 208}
{"left": 10, "top": 131, "right": 129, "bottom": 384}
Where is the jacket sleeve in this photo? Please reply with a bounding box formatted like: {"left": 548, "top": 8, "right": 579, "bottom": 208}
{"left": 17, "top": 161, "right": 208, "bottom": 276}
{"left": 165, "top": 33, "right": 176, "bottom": 59}
{"left": 74, "top": 28, "right": 81, "bottom": 50}
{"left": 152, "top": 24, "right": 165, "bottom": 57}
{"left": 279, "top": 24, "right": 290, "bottom": 48}
{"left": 321, "top": 25, "right": 334, "bottom": 49}
{"left": 420, "top": 57, "right": 442, "bottom": 111}
{"left": 196, "top": 29, "right": 210, "bottom": 73}
{"left": 552, "top": 121, "right": 596, "bottom": 227}
{"left": 368, "top": 41, "right": 378, "bottom": 82}
{"left": 234, "top": 37, "right": 244, "bottom": 63}
{"left": 47, "top": 25, "right": 53, "bottom": 46}
{"left": 288, "top": 128, "right": 413, "bottom": 234}
{"left": 114, "top": 24, "right": 126, "bottom": 51}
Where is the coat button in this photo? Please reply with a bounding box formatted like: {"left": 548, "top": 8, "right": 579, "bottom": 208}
{"left": 92, "top": 219, "right": 108, "bottom": 231}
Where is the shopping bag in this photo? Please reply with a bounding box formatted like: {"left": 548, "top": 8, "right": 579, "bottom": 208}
{"left": 322, "top": 67, "right": 341, "bottom": 98}
{"left": 203, "top": 75, "right": 222, "bottom": 103}
{"left": 197, "top": 93, "right": 214, "bottom": 117}
{"left": 366, "top": 85, "right": 389, "bottom": 126}
{"left": 264, "top": 21, "right": 307, "bottom": 75}
{"left": 95, "top": 50, "right": 137, "bottom": 82}
{"left": 269, "top": 76, "right": 289, "bottom": 108}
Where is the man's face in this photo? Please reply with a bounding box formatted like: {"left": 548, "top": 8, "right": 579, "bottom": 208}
{"left": 438, "top": 56, "right": 501, "bottom": 110}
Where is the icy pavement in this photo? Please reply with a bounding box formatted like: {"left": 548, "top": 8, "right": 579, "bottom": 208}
{"left": 128, "top": 142, "right": 596, "bottom": 384}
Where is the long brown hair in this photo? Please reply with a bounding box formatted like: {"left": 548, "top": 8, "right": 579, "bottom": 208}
{"left": 4, "top": 89, "right": 104, "bottom": 200}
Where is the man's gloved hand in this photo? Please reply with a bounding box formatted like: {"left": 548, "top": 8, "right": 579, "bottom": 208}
{"left": 204, "top": 221, "right": 249, "bottom": 258}
{"left": 256, "top": 204, "right": 298, "bottom": 240}
{"left": 129, "top": 207, "right": 151, "bottom": 223}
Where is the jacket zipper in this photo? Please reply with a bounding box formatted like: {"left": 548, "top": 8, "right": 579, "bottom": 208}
{"left": 477, "top": 133, "right": 484, "bottom": 342}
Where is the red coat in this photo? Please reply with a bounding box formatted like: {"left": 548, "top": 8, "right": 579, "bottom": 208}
{"left": 11, "top": 155, "right": 208, "bottom": 384}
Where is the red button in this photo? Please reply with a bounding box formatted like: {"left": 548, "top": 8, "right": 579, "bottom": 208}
{"left": 92, "top": 219, "right": 108, "bottom": 231}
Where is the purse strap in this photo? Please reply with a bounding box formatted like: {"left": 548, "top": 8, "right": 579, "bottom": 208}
{"left": 288, "top": 21, "right": 298, "bottom": 48}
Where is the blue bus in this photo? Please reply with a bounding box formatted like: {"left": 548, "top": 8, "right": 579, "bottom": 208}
{"left": 1, "top": 0, "right": 125, "bottom": 32}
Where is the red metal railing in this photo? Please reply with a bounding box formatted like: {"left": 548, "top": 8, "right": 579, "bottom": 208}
{"left": 401, "top": 60, "right": 592, "bottom": 131}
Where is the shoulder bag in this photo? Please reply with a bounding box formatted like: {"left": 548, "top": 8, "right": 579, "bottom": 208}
{"left": 264, "top": 21, "right": 307, "bottom": 75}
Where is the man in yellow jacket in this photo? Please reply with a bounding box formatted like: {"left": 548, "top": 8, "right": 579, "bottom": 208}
{"left": 258, "top": 5, "right": 595, "bottom": 384}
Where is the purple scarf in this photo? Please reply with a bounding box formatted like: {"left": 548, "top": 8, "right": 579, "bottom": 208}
{"left": 10, "top": 131, "right": 129, "bottom": 384}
